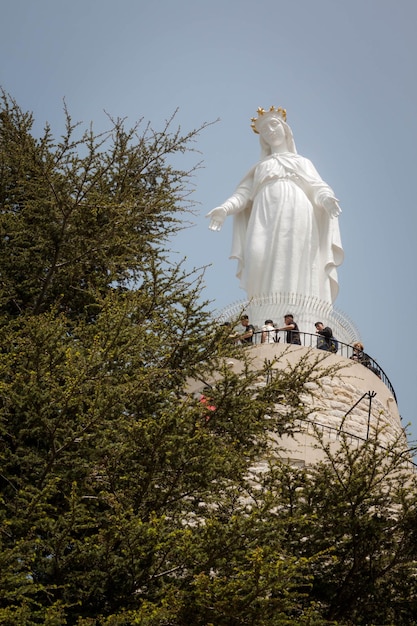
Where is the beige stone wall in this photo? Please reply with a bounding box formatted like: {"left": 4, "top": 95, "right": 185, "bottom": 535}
{"left": 211, "top": 343, "right": 409, "bottom": 467}
{"left": 258, "top": 344, "right": 407, "bottom": 466}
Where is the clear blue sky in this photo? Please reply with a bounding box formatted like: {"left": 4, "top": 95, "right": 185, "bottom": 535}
{"left": 2, "top": 0, "right": 416, "bottom": 441}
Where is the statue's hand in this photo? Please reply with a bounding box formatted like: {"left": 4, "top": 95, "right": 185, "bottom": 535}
{"left": 323, "top": 196, "right": 342, "bottom": 218}
{"left": 206, "top": 206, "right": 227, "bottom": 232}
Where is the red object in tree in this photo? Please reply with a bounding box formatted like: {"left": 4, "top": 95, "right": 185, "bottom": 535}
{"left": 200, "top": 394, "right": 216, "bottom": 421}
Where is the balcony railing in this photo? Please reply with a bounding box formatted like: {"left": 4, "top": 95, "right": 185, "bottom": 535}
{"left": 249, "top": 329, "right": 397, "bottom": 403}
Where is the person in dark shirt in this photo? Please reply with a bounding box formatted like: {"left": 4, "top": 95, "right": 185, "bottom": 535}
{"left": 277, "top": 314, "right": 301, "bottom": 345}
{"left": 315, "top": 321, "right": 333, "bottom": 351}
{"left": 238, "top": 315, "right": 255, "bottom": 344}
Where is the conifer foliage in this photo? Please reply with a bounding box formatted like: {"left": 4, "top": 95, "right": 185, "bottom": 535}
{"left": 1, "top": 92, "right": 417, "bottom": 625}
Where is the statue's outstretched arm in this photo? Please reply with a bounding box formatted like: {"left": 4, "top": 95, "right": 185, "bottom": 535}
{"left": 206, "top": 193, "right": 247, "bottom": 232}
{"left": 296, "top": 157, "right": 342, "bottom": 218}
{"left": 206, "top": 206, "right": 227, "bottom": 232}
{"left": 321, "top": 195, "right": 342, "bottom": 218}
{"left": 312, "top": 188, "right": 341, "bottom": 218}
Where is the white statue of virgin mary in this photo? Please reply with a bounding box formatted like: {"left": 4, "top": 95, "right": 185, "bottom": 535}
{"left": 206, "top": 107, "right": 344, "bottom": 305}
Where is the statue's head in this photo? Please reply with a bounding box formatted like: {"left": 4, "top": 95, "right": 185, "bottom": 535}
{"left": 251, "top": 106, "right": 287, "bottom": 133}
{"left": 251, "top": 106, "right": 297, "bottom": 155}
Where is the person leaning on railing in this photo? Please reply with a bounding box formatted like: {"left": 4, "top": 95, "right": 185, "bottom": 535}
{"left": 350, "top": 341, "right": 371, "bottom": 366}
{"left": 350, "top": 341, "right": 382, "bottom": 379}
{"left": 276, "top": 314, "right": 301, "bottom": 345}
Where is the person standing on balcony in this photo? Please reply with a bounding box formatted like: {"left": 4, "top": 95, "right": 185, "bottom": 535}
{"left": 261, "top": 319, "right": 277, "bottom": 344}
{"left": 315, "top": 321, "right": 333, "bottom": 351}
{"left": 350, "top": 342, "right": 371, "bottom": 366}
{"left": 277, "top": 314, "right": 301, "bottom": 345}
{"left": 237, "top": 315, "right": 255, "bottom": 344}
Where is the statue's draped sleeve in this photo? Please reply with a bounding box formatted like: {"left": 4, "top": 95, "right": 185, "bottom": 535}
{"left": 229, "top": 167, "right": 255, "bottom": 284}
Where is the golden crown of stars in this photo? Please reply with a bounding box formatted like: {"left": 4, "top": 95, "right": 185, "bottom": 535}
{"left": 250, "top": 106, "right": 287, "bottom": 134}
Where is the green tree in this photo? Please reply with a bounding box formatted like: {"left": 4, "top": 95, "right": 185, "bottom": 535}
{"left": 0, "top": 93, "right": 326, "bottom": 625}
{"left": 260, "top": 428, "right": 417, "bottom": 625}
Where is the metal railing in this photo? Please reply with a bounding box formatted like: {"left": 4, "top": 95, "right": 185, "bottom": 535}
{"left": 249, "top": 329, "right": 397, "bottom": 403}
